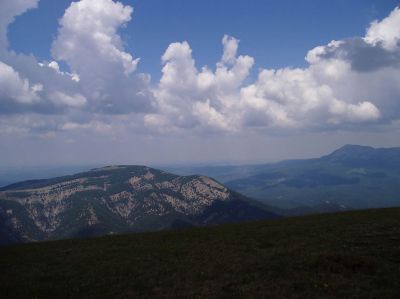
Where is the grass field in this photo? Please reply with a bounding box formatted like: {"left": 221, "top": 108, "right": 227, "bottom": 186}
{"left": 1, "top": 208, "right": 400, "bottom": 298}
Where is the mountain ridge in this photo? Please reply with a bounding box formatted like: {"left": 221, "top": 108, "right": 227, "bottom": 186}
{"left": 163, "top": 145, "right": 400, "bottom": 212}
{"left": 225, "top": 145, "right": 400, "bottom": 210}
{"left": 321, "top": 144, "right": 400, "bottom": 168}
{"left": 0, "top": 165, "right": 278, "bottom": 244}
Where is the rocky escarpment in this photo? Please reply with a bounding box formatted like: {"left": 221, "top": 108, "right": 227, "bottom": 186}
{"left": 0, "top": 166, "right": 278, "bottom": 244}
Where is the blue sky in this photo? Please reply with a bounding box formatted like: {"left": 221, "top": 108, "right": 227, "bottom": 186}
{"left": 9, "top": 0, "right": 398, "bottom": 79}
{"left": 1, "top": 0, "right": 400, "bottom": 168}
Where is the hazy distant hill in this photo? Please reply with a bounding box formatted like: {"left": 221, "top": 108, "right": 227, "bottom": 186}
{"left": 0, "top": 165, "right": 101, "bottom": 188}
{"left": 0, "top": 166, "right": 277, "bottom": 244}
{"left": 166, "top": 145, "right": 400, "bottom": 213}
{"left": 321, "top": 144, "right": 400, "bottom": 168}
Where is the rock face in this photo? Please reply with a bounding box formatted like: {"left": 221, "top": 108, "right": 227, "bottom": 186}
{"left": 0, "top": 166, "right": 278, "bottom": 244}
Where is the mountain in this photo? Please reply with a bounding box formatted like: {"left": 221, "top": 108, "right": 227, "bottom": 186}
{"left": 0, "top": 165, "right": 278, "bottom": 244}
{"left": 1, "top": 208, "right": 399, "bottom": 298}
{"left": 321, "top": 144, "right": 400, "bottom": 168}
{"left": 165, "top": 145, "right": 400, "bottom": 213}
{"left": 0, "top": 165, "right": 101, "bottom": 188}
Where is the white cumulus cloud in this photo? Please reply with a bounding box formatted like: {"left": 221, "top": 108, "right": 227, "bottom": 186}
{"left": 146, "top": 7, "right": 400, "bottom": 133}
{"left": 49, "top": 91, "right": 87, "bottom": 108}
{"left": 0, "top": 0, "right": 154, "bottom": 137}
{"left": 364, "top": 7, "right": 400, "bottom": 51}
{"left": 0, "top": 61, "right": 41, "bottom": 105}
{"left": 148, "top": 35, "right": 254, "bottom": 132}
{"left": 52, "top": 0, "right": 153, "bottom": 114}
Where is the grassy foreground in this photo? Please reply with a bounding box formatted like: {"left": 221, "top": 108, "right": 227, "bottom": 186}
{"left": 1, "top": 208, "right": 400, "bottom": 298}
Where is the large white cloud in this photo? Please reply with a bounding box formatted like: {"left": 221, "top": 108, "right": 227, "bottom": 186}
{"left": 0, "top": 0, "right": 90, "bottom": 116}
{"left": 146, "top": 6, "right": 400, "bottom": 133}
{"left": 0, "top": 0, "right": 154, "bottom": 137}
{"left": 52, "top": 0, "right": 137, "bottom": 75}
{"left": 0, "top": 61, "right": 41, "bottom": 105}
{"left": 147, "top": 35, "right": 254, "bottom": 132}
{"left": 364, "top": 7, "right": 400, "bottom": 51}
{"left": 238, "top": 63, "right": 381, "bottom": 129}
{"left": 52, "top": 0, "right": 154, "bottom": 114}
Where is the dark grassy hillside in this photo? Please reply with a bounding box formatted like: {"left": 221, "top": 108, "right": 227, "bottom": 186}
{"left": 1, "top": 208, "right": 400, "bottom": 298}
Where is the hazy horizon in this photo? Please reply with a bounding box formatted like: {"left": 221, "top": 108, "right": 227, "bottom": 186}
{"left": 1, "top": 142, "right": 399, "bottom": 189}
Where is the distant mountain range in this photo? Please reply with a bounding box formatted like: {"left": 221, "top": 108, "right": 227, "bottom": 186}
{"left": 166, "top": 145, "right": 400, "bottom": 214}
{"left": 0, "top": 166, "right": 278, "bottom": 244}
{"left": 1, "top": 144, "right": 399, "bottom": 244}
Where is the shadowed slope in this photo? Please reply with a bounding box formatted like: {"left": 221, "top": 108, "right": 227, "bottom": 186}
{"left": 0, "top": 208, "right": 399, "bottom": 298}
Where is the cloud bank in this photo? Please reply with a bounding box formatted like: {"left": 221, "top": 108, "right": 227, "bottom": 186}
{"left": 147, "top": 8, "right": 400, "bottom": 133}
{"left": 0, "top": 0, "right": 400, "bottom": 139}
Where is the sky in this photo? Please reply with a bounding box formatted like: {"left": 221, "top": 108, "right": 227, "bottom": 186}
{"left": 0, "top": 0, "right": 400, "bottom": 168}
